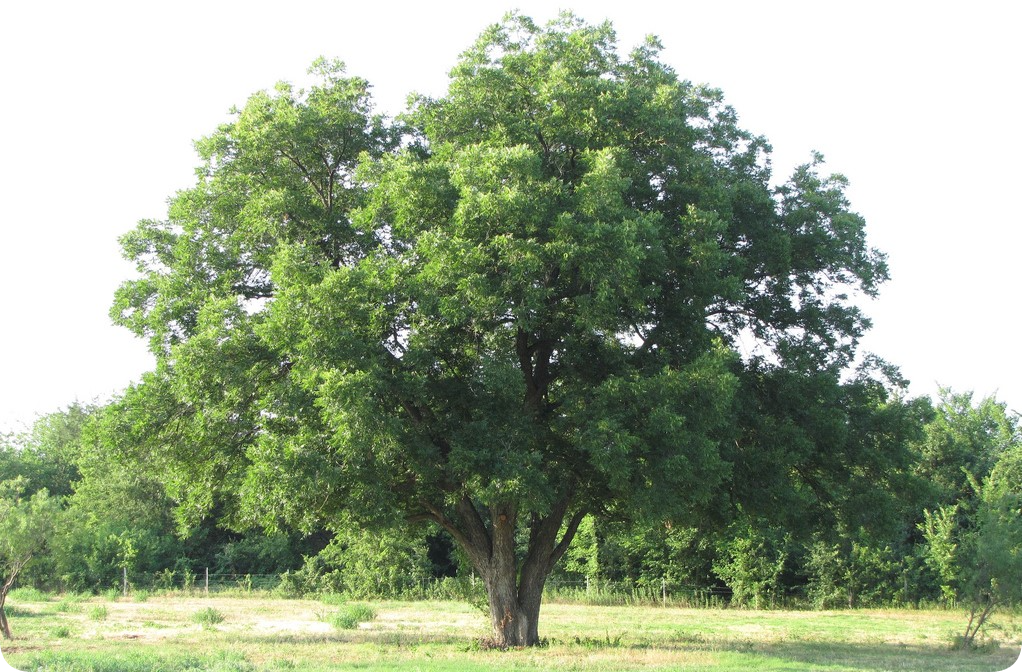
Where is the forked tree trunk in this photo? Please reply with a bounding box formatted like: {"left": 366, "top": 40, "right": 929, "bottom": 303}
{"left": 0, "top": 586, "right": 12, "bottom": 639}
{"left": 961, "top": 599, "right": 998, "bottom": 649}
{"left": 1, "top": 557, "right": 28, "bottom": 639}
{"left": 425, "top": 494, "right": 584, "bottom": 647}
{"left": 480, "top": 536, "right": 549, "bottom": 647}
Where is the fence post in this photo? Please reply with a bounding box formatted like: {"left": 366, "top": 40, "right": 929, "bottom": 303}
{"left": 205, "top": 567, "right": 209, "bottom": 594}
{"left": 662, "top": 578, "right": 667, "bottom": 606}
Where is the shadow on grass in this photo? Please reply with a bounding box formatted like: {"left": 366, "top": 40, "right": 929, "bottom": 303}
{"left": 230, "top": 628, "right": 1021, "bottom": 671}
{"left": 8, "top": 627, "right": 1019, "bottom": 672}
{"left": 13, "top": 650, "right": 256, "bottom": 672}
{"left": 750, "top": 640, "right": 1017, "bottom": 672}
{"left": 2, "top": 606, "right": 45, "bottom": 619}
{"left": 532, "top": 630, "right": 1018, "bottom": 672}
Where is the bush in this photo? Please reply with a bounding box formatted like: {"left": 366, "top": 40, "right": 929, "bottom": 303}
{"left": 293, "top": 525, "right": 433, "bottom": 598}
{"left": 54, "top": 597, "right": 84, "bottom": 613}
{"left": 88, "top": 605, "right": 108, "bottom": 621}
{"left": 322, "top": 603, "right": 376, "bottom": 629}
{"left": 192, "top": 607, "right": 226, "bottom": 626}
{"left": 274, "top": 568, "right": 317, "bottom": 599}
{"left": 805, "top": 535, "right": 903, "bottom": 608}
{"left": 713, "top": 523, "right": 789, "bottom": 609}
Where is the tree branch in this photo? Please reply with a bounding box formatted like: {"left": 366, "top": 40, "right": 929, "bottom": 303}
{"left": 550, "top": 509, "right": 587, "bottom": 567}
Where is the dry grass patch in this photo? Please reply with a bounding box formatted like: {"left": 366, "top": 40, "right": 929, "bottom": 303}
{"left": 2, "top": 594, "right": 1019, "bottom": 671}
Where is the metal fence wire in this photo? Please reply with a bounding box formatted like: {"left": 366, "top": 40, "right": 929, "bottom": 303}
{"left": 119, "top": 570, "right": 738, "bottom": 607}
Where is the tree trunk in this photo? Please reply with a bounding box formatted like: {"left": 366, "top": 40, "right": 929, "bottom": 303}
{"left": 481, "top": 541, "right": 549, "bottom": 647}
{"left": 0, "top": 588, "right": 11, "bottom": 640}
{"left": 426, "top": 494, "right": 585, "bottom": 647}
{"left": 1, "top": 558, "right": 27, "bottom": 639}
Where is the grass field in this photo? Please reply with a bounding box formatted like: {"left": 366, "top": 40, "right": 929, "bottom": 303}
{"left": 1, "top": 590, "right": 1019, "bottom": 671}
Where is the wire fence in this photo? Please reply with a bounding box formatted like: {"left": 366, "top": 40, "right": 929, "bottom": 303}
{"left": 117, "top": 569, "right": 737, "bottom": 607}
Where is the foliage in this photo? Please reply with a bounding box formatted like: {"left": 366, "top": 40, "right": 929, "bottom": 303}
{"left": 918, "top": 443, "right": 1022, "bottom": 648}
{"left": 712, "top": 521, "right": 789, "bottom": 609}
{"left": 958, "top": 445, "right": 1022, "bottom": 647}
{"left": 304, "top": 525, "right": 432, "bottom": 598}
{"left": 0, "top": 479, "right": 60, "bottom": 638}
{"left": 212, "top": 533, "right": 313, "bottom": 576}
{"left": 52, "top": 431, "right": 182, "bottom": 592}
{"left": 919, "top": 504, "right": 961, "bottom": 605}
{"left": 0, "top": 403, "right": 92, "bottom": 499}
{"left": 914, "top": 390, "right": 1020, "bottom": 507}
{"left": 105, "top": 12, "right": 896, "bottom": 646}
{"left": 804, "top": 534, "right": 903, "bottom": 609}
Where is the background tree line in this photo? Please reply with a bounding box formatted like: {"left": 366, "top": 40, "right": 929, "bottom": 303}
{"left": 3, "top": 387, "right": 1018, "bottom": 623}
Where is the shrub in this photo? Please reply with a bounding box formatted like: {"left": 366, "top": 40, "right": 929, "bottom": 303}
{"left": 55, "top": 598, "right": 83, "bottom": 614}
{"left": 88, "top": 605, "right": 108, "bottom": 621}
{"left": 713, "top": 523, "right": 789, "bottom": 609}
{"left": 50, "top": 625, "right": 72, "bottom": 638}
{"left": 192, "top": 607, "right": 226, "bottom": 626}
{"left": 323, "top": 603, "right": 376, "bottom": 629}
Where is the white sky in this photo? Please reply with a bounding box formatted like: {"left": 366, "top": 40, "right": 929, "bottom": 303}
{"left": 1, "top": 1, "right": 1019, "bottom": 432}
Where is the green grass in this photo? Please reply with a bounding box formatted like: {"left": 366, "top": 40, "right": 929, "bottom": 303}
{"left": 87, "top": 605, "right": 109, "bottom": 621}
{"left": 54, "top": 597, "right": 84, "bottom": 614}
{"left": 192, "top": 606, "right": 227, "bottom": 626}
{"left": 320, "top": 603, "right": 376, "bottom": 629}
{"left": 1, "top": 594, "right": 1018, "bottom": 671}
{"left": 48, "top": 625, "right": 72, "bottom": 638}
{"left": 7, "top": 587, "right": 49, "bottom": 602}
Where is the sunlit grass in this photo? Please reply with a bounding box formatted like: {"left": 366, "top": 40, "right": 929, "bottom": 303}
{"left": 1, "top": 593, "right": 1018, "bottom": 671}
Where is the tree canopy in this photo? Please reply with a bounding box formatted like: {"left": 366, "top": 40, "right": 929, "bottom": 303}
{"left": 104, "top": 13, "right": 892, "bottom": 646}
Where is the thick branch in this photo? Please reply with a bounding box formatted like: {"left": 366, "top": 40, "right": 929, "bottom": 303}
{"left": 516, "top": 328, "right": 538, "bottom": 399}
{"left": 456, "top": 495, "right": 494, "bottom": 567}
{"left": 418, "top": 499, "right": 471, "bottom": 552}
{"left": 550, "top": 508, "right": 588, "bottom": 567}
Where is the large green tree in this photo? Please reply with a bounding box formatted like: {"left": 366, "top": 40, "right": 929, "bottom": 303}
{"left": 106, "top": 15, "right": 889, "bottom": 646}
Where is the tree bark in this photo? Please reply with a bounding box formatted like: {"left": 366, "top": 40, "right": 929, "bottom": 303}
{"left": 429, "top": 494, "right": 585, "bottom": 647}
{"left": 483, "top": 556, "right": 548, "bottom": 647}
{"left": 0, "top": 587, "right": 12, "bottom": 640}
{"left": 1, "top": 557, "right": 27, "bottom": 639}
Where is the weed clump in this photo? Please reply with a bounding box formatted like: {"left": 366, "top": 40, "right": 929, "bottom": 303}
{"left": 322, "top": 603, "right": 376, "bottom": 629}
{"left": 192, "top": 606, "right": 226, "bottom": 627}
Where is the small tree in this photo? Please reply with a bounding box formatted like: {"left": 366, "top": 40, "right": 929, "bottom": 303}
{"left": 0, "top": 479, "right": 60, "bottom": 639}
{"left": 713, "top": 521, "right": 789, "bottom": 609}
{"left": 805, "top": 533, "right": 902, "bottom": 609}
{"left": 958, "top": 449, "right": 1022, "bottom": 647}
{"left": 920, "top": 445, "right": 1022, "bottom": 648}
{"left": 919, "top": 504, "right": 960, "bottom": 605}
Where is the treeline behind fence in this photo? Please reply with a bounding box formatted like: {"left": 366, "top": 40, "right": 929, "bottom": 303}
{"left": 114, "top": 569, "right": 734, "bottom": 608}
